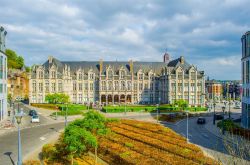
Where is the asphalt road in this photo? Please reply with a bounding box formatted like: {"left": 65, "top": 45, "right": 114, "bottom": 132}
{"left": 0, "top": 122, "right": 64, "bottom": 165}
{"left": 163, "top": 117, "right": 226, "bottom": 153}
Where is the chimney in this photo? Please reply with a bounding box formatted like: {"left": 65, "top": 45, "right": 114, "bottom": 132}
{"left": 99, "top": 59, "right": 103, "bottom": 75}
{"left": 180, "top": 56, "right": 184, "bottom": 64}
{"left": 129, "top": 60, "right": 133, "bottom": 73}
{"left": 48, "top": 56, "right": 53, "bottom": 64}
{"left": 163, "top": 52, "right": 170, "bottom": 64}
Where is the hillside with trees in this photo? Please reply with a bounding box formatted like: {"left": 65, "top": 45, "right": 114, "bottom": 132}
{"left": 5, "top": 49, "right": 30, "bottom": 71}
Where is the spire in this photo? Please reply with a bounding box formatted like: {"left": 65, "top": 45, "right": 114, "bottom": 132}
{"left": 163, "top": 51, "right": 170, "bottom": 64}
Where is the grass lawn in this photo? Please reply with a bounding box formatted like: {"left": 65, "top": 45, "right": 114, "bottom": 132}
{"left": 102, "top": 104, "right": 207, "bottom": 113}
{"left": 51, "top": 109, "right": 84, "bottom": 116}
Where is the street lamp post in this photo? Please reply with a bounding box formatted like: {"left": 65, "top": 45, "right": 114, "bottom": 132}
{"left": 228, "top": 101, "right": 231, "bottom": 119}
{"left": 65, "top": 103, "right": 68, "bottom": 127}
{"left": 186, "top": 110, "right": 189, "bottom": 143}
{"left": 222, "top": 106, "right": 225, "bottom": 135}
{"left": 213, "top": 102, "right": 216, "bottom": 125}
{"left": 15, "top": 113, "right": 23, "bottom": 165}
{"left": 156, "top": 104, "right": 159, "bottom": 123}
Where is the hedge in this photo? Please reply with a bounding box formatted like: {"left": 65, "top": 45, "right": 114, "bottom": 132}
{"left": 31, "top": 103, "right": 88, "bottom": 111}
{"left": 102, "top": 105, "right": 207, "bottom": 113}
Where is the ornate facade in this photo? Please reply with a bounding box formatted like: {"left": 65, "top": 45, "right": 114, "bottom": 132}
{"left": 29, "top": 54, "right": 205, "bottom": 106}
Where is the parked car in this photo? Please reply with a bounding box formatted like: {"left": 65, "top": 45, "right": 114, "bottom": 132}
{"left": 215, "top": 114, "right": 224, "bottom": 120}
{"left": 29, "top": 110, "right": 37, "bottom": 116}
{"left": 234, "top": 105, "right": 241, "bottom": 109}
{"left": 31, "top": 115, "right": 40, "bottom": 123}
{"left": 197, "top": 117, "right": 206, "bottom": 124}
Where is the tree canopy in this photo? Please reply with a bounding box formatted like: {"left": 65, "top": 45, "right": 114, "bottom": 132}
{"left": 174, "top": 99, "right": 189, "bottom": 110}
{"left": 45, "top": 93, "right": 70, "bottom": 104}
{"left": 5, "top": 49, "right": 25, "bottom": 69}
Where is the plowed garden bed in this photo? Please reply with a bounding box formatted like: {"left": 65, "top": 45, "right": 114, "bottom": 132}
{"left": 95, "top": 119, "right": 219, "bottom": 165}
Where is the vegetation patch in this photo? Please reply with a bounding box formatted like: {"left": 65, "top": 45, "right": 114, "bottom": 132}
{"left": 40, "top": 112, "right": 218, "bottom": 165}
{"left": 217, "top": 119, "right": 250, "bottom": 140}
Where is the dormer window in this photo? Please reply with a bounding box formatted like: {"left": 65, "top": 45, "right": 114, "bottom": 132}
{"left": 38, "top": 71, "right": 43, "bottom": 79}
{"left": 51, "top": 71, "right": 56, "bottom": 78}
{"left": 89, "top": 73, "right": 94, "bottom": 80}
{"left": 139, "top": 73, "right": 143, "bottom": 80}
{"left": 107, "top": 70, "right": 112, "bottom": 79}
{"left": 78, "top": 73, "right": 83, "bottom": 80}
{"left": 120, "top": 70, "right": 125, "bottom": 79}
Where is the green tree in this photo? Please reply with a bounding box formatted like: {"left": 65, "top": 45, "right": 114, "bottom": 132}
{"left": 174, "top": 99, "right": 188, "bottom": 111}
{"left": 72, "top": 111, "right": 107, "bottom": 134}
{"left": 45, "top": 93, "right": 70, "bottom": 104}
{"left": 6, "top": 49, "right": 18, "bottom": 68}
{"left": 5, "top": 49, "right": 25, "bottom": 69}
{"left": 64, "top": 125, "right": 97, "bottom": 165}
{"left": 16, "top": 56, "right": 24, "bottom": 69}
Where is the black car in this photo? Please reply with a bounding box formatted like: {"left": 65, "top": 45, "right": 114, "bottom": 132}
{"left": 197, "top": 117, "right": 206, "bottom": 124}
{"left": 29, "top": 110, "right": 37, "bottom": 116}
{"left": 215, "top": 114, "right": 224, "bottom": 120}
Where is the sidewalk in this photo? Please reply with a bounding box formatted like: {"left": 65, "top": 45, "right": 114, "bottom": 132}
{"left": 204, "top": 114, "right": 243, "bottom": 142}
{"left": 0, "top": 107, "right": 17, "bottom": 136}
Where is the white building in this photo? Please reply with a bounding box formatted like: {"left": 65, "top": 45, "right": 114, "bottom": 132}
{"left": 0, "top": 26, "right": 8, "bottom": 122}
{"left": 241, "top": 31, "right": 250, "bottom": 129}
{"left": 29, "top": 53, "right": 206, "bottom": 107}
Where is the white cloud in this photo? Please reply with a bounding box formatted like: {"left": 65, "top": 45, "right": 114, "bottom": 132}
{"left": 1, "top": 0, "right": 249, "bottom": 80}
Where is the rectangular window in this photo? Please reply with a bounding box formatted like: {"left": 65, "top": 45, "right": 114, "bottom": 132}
{"left": 139, "top": 83, "right": 143, "bottom": 91}
{"left": 246, "top": 60, "right": 249, "bottom": 83}
{"left": 79, "top": 83, "right": 82, "bottom": 91}
{"left": 178, "top": 83, "right": 182, "bottom": 92}
{"left": 191, "top": 83, "right": 195, "bottom": 92}
{"left": 73, "top": 82, "right": 77, "bottom": 91}
{"left": 32, "top": 82, "right": 36, "bottom": 92}
{"left": 51, "top": 83, "right": 56, "bottom": 92}
{"left": 90, "top": 83, "right": 94, "bottom": 91}
{"left": 79, "top": 94, "right": 82, "bottom": 103}
{"left": 0, "top": 56, "right": 3, "bottom": 79}
{"left": 58, "top": 82, "right": 62, "bottom": 92}
{"left": 39, "top": 83, "right": 43, "bottom": 92}
{"left": 84, "top": 83, "right": 89, "bottom": 91}
{"left": 45, "top": 81, "right": 49, "bottom": 92}
{"left": 134, "top": 83, "right": 137, "bottom": 90}
{"left": 0, "top": 84, "right": 2, "bottom": 93}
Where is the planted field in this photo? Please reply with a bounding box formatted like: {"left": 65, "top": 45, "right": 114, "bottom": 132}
{"left": 97, "top": 119, "right": 218, "bottom": 165}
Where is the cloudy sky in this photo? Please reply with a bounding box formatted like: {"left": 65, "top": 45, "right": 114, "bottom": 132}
{"left": 0, "top": 0, "right": 249, "bottom": 80}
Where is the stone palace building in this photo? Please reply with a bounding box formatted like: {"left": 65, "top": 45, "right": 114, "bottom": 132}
{"left": 29, "top": 53, "right": 205, "bottom": 106}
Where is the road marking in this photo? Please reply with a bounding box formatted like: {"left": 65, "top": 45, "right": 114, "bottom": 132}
{"left": 38, "top": 112, "right": 42, "bottom": 115}
{"left": 40, "top": 136, "right": 46, "bottom": 141}
{"left": 201, "top": 133, "right": 209, "bottom": 138}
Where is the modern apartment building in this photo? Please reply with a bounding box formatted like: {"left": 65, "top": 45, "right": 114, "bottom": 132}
{"left": 29, "top": 53, "right": 205, "bottom": 106}
{"left": 0, "top": 26, "right": 8, "bottom": 121}
{"left": 205, "top": 80, "right": 223, "bottom": 101}
{"left": 241, "top": 31, "right": 250, "bottom": 129}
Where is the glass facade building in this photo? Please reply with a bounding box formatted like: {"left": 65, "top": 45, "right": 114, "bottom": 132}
{"left": 241, "top": 31, "right": 250, "bottom": 129}
{"left": 0, "top": 26, "right": 7, "bottom": 122}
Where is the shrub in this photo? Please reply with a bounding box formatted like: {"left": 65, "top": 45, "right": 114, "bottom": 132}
{"left": 42, "top": 143, "right": 56, "bottom": 160}
{"left": 217, "top": 119, "right": 239, "bottom": 131}
{"left": 23, "top": 160, "right": 40, "bottom": 165}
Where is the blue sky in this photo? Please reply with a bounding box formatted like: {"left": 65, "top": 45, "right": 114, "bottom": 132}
{"left": 0, "top": 0, "right": 249, "bottom": 80}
